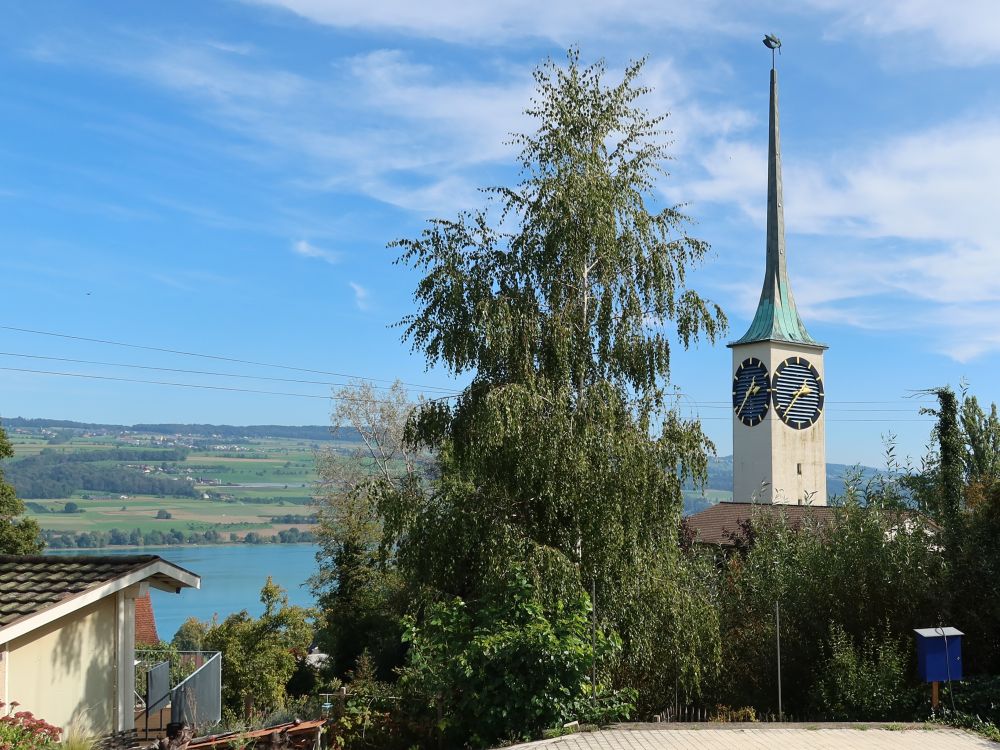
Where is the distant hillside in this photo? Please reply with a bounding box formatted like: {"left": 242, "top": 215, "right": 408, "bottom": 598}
{"left": 683, "top": 455, "right": 883, "bottom": 515}
{"left": 0, "top": 417, "right": 359, "bottom": 442}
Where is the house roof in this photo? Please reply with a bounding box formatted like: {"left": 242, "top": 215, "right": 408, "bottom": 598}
{"left": 685, "top": 502, "right": 838, "bottom": 547}
{"left": 0, "top": 554, "right": 198, "bottom": 644}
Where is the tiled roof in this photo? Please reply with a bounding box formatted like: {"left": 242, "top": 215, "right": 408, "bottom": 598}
{"left": 685, "top": 502, "right": 838, "bottom": 547}
{"left": 0, "top": 554, "right": 161, "bottom": 628}
{"left": 135, "top": 591, "right": 159, "bottom": 645}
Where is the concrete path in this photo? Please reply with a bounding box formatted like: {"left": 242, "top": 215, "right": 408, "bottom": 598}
{"left": 503, "top": 724, "right": 996, "bottom": 749}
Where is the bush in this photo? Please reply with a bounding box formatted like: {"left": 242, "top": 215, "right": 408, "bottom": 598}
{"left": 0, "top": 703, "right": 61, "bottom": 749}
{"left": 399, "top": 565, "right": 626, "bottom": 748}
{"left": 942, "top": 675, "right": 1000, "bottom": 726}
{"left": 812, "top": 623, "right": 910, "bottom": 720}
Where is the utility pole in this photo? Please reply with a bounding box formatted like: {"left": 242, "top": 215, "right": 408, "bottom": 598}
{"left": 776, "top": 600, "right": 783, "bottom": 721}
{"left": 591, "top": 577, "right": 598, "bottom": 703}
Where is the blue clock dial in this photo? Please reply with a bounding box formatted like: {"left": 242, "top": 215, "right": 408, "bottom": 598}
{"left": 733, "top": 357, "right": 770, "bottom": 426}
{"left": 771, "top": 357, "right": 824, "bottom": 429}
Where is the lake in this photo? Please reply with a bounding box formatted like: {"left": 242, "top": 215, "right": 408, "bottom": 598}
{"left": 47, "top": 545, "right": 320, "bottom": 639}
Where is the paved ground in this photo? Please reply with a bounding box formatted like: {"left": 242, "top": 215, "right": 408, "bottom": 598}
{"left": 503, "top": 724, "right": 996, "bottom": 749}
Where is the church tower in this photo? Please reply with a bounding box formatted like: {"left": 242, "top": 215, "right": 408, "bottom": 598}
{"left": 729, "top": 40, "right": 828, "bottom": 505}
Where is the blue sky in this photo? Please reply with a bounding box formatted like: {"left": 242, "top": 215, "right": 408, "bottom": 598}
{"left": 3, "top": 1, "right": 1000, "bottom": 466}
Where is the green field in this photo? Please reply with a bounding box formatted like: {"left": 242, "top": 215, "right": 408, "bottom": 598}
{"left": 26, "top": 495, "right": 302, "bottom": 534}
{"left": 8, "top": 428, "right": 329, "bottom": 544}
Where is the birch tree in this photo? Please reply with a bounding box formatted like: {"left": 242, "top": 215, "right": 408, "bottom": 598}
{"left": 393, "top": 50, "right": 726, "bottom": 701}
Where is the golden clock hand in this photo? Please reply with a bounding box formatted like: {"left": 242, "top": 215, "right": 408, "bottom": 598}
{"left": 783, "top": 381, "right": 811, "bottom": 414}
{"left": 737, "top": 376, "right": 757, "bottom": 415}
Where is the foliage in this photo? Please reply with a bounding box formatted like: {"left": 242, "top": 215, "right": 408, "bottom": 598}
{"left": 42, "top": 526, "right": 312, "bottom": 549}
{"left": 812, "top": 623, "right": 910, "bottom": 721}
{"left": 391, "top": 48, "right": 726, "bottom": 715}
{"left": 715, "top": 498, "right": 944, "bottom": 716}
{"left": 201, "top": 578, "right": 314, "bottom": 719}
{"left": 907, "top": 385, "right": 1000, "bottom": 674}
{"left": 0, "top": 703, "right": 61, "bottom": 750}
{"left": 942, "top": 675, "right": 1000, "bottom": 726}
{"left": 326, "top": 653, "right": 410, "bottom": 750}
{"left": 5, "top": 448, "right": 196, "bottom": 499}
{"left": 172, "top": 617, "right": 210, "bottom": 651}
{"left": 311, "top": 379, "right": 419, "bottom": 682}
{"left": 0, "top": 422, "right": 43, "bottom": 554}
{"left": 399, "top": 562, "right": 626, "bottom": 748}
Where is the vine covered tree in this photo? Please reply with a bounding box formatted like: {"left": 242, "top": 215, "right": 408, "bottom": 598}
{"left": 0, "top": 421, "right": 42, "bottom": 554}
{"left": 392, "top": 49, "right": 726, "bottom": 710}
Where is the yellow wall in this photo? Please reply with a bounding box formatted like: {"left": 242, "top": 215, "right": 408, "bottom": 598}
{"left": 5, "top": 597, "right": 118, "bottom": 738}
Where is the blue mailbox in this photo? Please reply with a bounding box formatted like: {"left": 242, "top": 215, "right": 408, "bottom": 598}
{"left": 914, "top": 627, "right": 963, "bottom": 682}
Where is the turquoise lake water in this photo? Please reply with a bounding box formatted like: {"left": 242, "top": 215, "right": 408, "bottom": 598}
{"left": 47, "top": 545, "right": 319, "bottom": 639}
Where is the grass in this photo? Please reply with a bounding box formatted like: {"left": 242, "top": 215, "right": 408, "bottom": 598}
{"left": 28, "top": 495, "right": 310, "bottom": 533}
{"left": 16, "top": 433, "right": 325, "bottom": 541}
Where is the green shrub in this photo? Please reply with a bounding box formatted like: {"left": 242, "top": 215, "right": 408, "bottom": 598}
{"left": 399, "top": 565, "right": 627, "bottom": 748}
{"left": 812, "top": 623, "right": 910, "bottom": 720}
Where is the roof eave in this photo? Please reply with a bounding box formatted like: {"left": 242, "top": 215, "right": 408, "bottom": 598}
{"left": 727, "top": 335, "right": 828, "bottom": 350}
{"left": 0, "top": 558, "right": 200, "bottom": 645}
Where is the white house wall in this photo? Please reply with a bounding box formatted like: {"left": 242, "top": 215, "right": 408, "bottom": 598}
{"left": 5, "top": 596, "right": 119, "bottom": 737}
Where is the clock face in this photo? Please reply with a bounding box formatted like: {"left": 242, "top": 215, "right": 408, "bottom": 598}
{"left": 733, "top": 357, "right": 771, "bottom": 426}
{"left": 771, "top": 356, "right": 824, "bottom": 429}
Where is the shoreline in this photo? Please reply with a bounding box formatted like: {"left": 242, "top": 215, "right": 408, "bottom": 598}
{"left": 44, "top": 541, "right": 320, "bottom": 553}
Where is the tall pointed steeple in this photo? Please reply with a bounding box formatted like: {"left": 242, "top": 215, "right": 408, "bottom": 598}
{"left": 730, "top": 62, "right": 823, "bottom": 348}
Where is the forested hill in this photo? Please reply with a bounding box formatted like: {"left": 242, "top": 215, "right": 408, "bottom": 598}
{"left": 0, "top": 417, "right": 359, "bottom": 442}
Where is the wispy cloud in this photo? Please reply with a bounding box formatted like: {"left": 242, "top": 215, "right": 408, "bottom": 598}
{"left": 242, "top": 0, "right": 741, "bottom": 45}
{"left": 349, "top": 281, "right": 370, "bottom": 311}
{"left": 25, "top": 35, "right": 536, "bottom": 215}
{"left": 687, "top": 114, "right": 1000, "bottom": 360}
{"left": 805, "top": 0, "right": 1000, "bottom": 67}
{"left": 292, "top": 239, "right": 341, "bottom": 264}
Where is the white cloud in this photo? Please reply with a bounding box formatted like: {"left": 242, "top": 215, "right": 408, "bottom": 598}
{"left": 349, "top": 281, "right": 370, "bottom": 311}
{"left": 687, "top": 114, "right": 1000, "bottom": 360}
{"left": 292, "top": 239, "right": 341, "bottom": 264}
{"left": 805, "top": 0, "right": 1000, "bottom": 67}
{"left": 242, "top": 0, "right": 740, "bottom": 45}
{"left": 49, "top": 38, "right": 534, "bottom": 215}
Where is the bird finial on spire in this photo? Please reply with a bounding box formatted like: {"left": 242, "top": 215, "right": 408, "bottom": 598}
{"left": 763, "top": 34, "right": 782, "bottom": 69}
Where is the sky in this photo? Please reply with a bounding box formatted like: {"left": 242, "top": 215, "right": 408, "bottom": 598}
{"left": 3, "top": 1, "right": 1000, "bottom": 466}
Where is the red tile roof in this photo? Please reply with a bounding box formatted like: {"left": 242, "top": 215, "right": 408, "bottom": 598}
{"left": 685, "top": 502, "right": 838, "bottom": 547}
{"left": 135, "top": 591, "right": 159, "bottom": 645}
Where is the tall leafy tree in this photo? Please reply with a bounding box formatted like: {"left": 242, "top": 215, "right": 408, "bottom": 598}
{"left": 0, "top": 421, "right": 42, "bottom": 554}
{"left": 392, "top": 50, "right": 726, "bottom": 703}
{"left": 311, "top": 380, "right": 419, "bottom": 680}
{"left": 202, "top": 578, "right": 313, "bottom": 720}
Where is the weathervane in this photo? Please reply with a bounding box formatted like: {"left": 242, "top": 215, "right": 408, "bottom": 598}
{"left": 763, "top": 34, "right": 782, "bottom": 69}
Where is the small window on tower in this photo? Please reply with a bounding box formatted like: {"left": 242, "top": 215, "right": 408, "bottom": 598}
{"left": 796, "top": 463, "right": 803, "bottom": 475}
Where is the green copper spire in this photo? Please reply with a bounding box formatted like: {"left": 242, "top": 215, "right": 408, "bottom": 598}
{"left": 730, "top": 64, "right": 825, "bottom": 349}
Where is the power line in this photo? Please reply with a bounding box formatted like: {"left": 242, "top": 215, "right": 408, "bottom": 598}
{"left": 0, "top": 351, "right": 462, "bottom": 396}
{"left": 0, "top": 366, "right": 455, "bottom": 403}
{"left": 0, "top": 325, "right": 457, "bottom": 394}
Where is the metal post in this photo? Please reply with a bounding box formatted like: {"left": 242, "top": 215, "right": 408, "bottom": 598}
{"left": 776, "top": 600, "right": 783, "bottom": 721}
{"left": 591, "top": 577, "right": 598, "bottom": 703}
